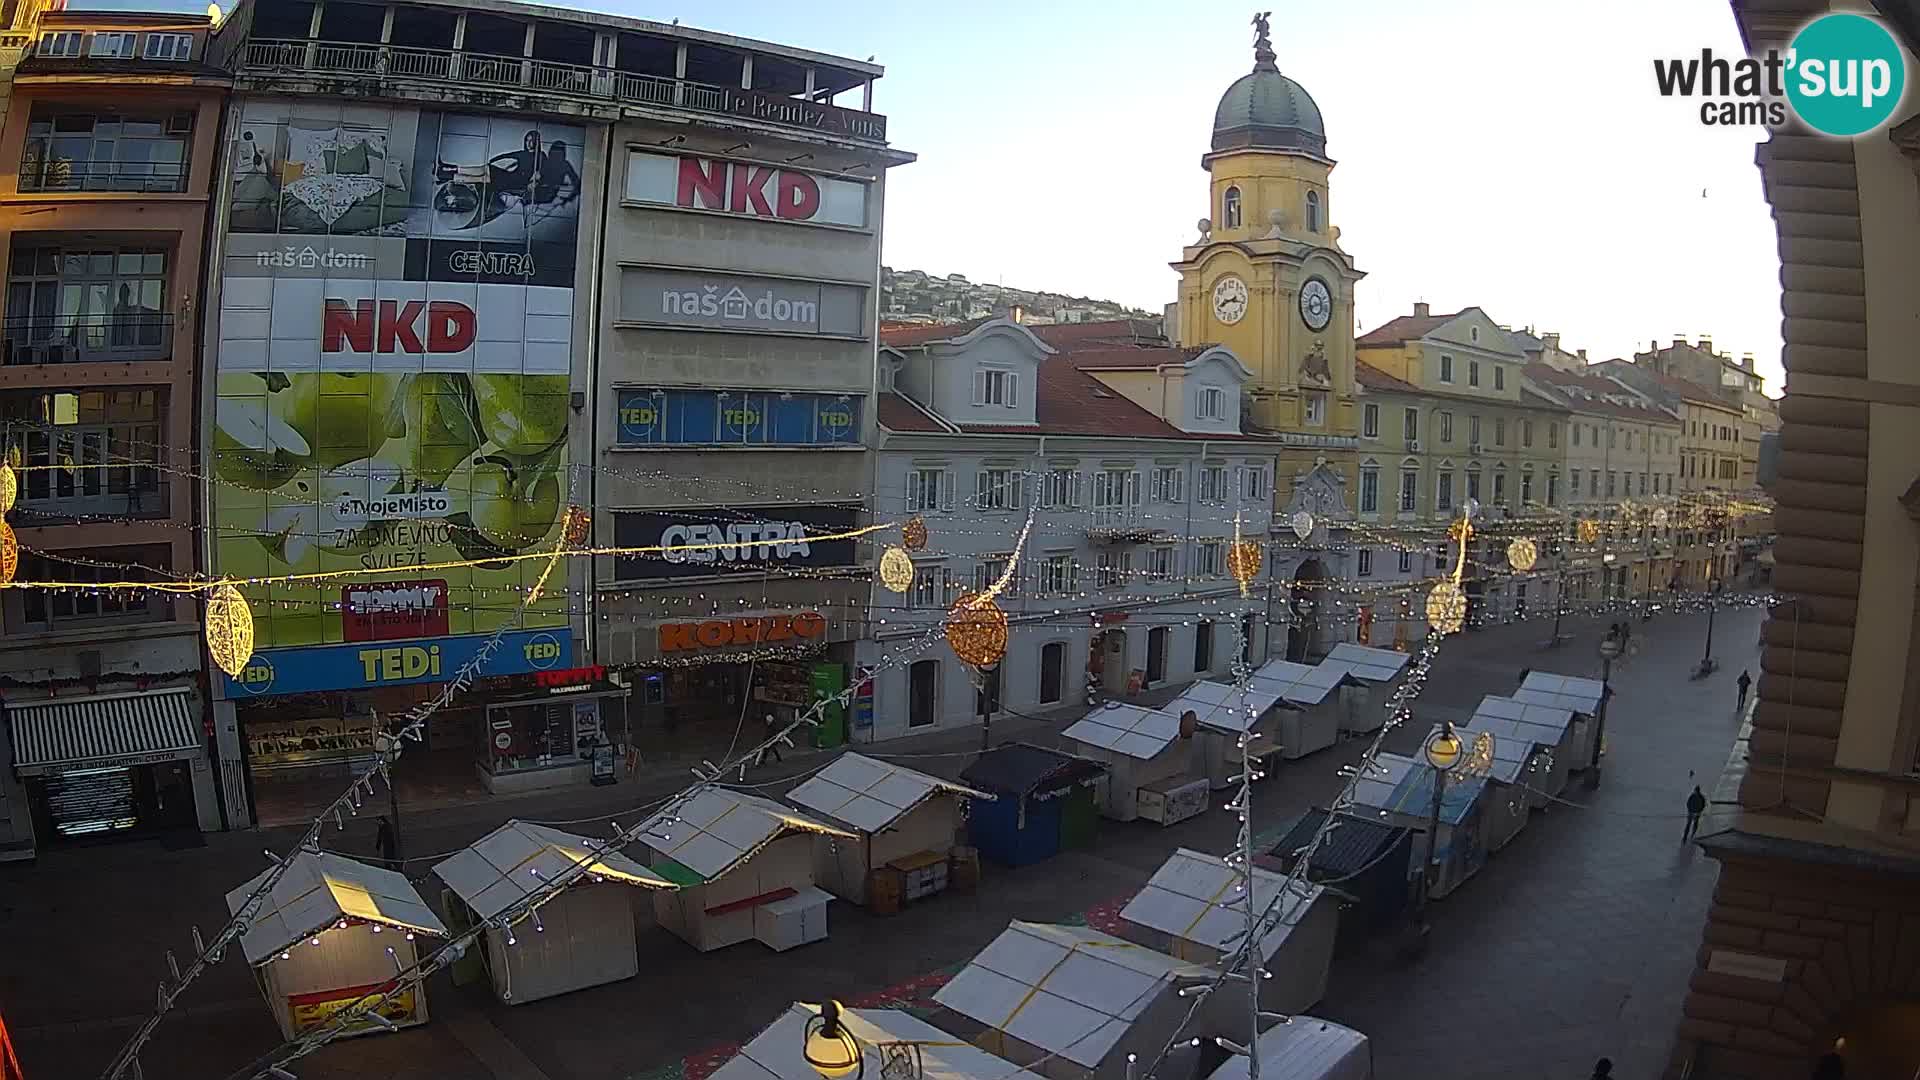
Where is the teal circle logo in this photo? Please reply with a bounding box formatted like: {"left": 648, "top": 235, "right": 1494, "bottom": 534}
{"left": 1786, "top": 13, "right": 1905, "bottom": 136}
{"left": 236, "top": 653, "right": 277, "bottom": 695}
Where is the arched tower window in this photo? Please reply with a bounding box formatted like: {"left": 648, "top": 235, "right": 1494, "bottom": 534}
{"left": 1223, "top": 186, "right": 1242, "bottom": 229}
{"left": 1305, "top": 191, "right": 1322, "bottom": 233}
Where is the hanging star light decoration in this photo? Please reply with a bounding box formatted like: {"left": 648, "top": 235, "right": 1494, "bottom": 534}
{"left": 0, "top": 519, "right": 15, "bottom": 587}
{"left": 1427, "top": 510, "right": 1473, "bottom": 635}
{"left": 945, "top": 590, "right": 1009, "bottom": 668}
{"left": 562, "top": 504, "right": 592, "bottom": 546}
{"left": 901, "top": 517, "right": 929, "bottom": 552}
{"left": 1227, "top": 540, "right": 1263, "bottom": 594}
{"left": 877, "top": 546, "right": 915, "bottom": 593}
{"left": 1507, "top": 537, "right": 1538, "bottom": 572}
{"left": 204, "top": 583, "right": 256, "bottom": 678}
{"left": 1577, "top": 519, "right": 1600, "bottom": 544}
{"left": 0, "top": 459, "right": 15, "bottom": 515}
{"left": 1290, "top": 510, "right": 1315, "bottom": 541}
{"left": 1651, "top": 508, "right": 1670, "bottom": 529}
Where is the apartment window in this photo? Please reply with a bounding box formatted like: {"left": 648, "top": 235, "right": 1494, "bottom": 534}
{"left": 1399, "top": 469, "right": 1418, "bottom": 512}
{"left": 975, "top": 468, "right": 1023, "bottom": 510}
{"left": 1572, "top": 424, "right": 1582, "bottom": 447}
{"left": 1471, "top": 327, "right": 1480, "bottom": 342}
{"left": 1223, "top": 186, "right": 1242, "bottom": 229}
{"left": 974, "top": 368, "right": 1020, "bottom": 408}
{"left": 1591, "top": 424, "right": 1600, "bottom": 445}
{"left": 1466, "top": 467, "right": 1481, "bottom": 502}
{"left": 1469, "top": 415, "right": 1481, "bottom": 446}
{"left": 1589, "top": 471, "right": 1599, "bottom": 497}
{"left": 1494, "top": 418, "right": 1507, "bottom": 446}
{"left": 1147, "top": 546, "right": 1178, "bottom": 582}
{"left": 1606, "top": 471, "right": 1617, "bottom": 497}
{"left": 17, "top": 550, "right": 158, "bottom": 629}
{"left": 1150, "top": 465, "right": 1184, "bottom": 504}
{"left": 1094, "top": 468, "right": 1140, "bottom": 524}
{"left": 974, "top": 557, "right": 1012, "bottom": 595}
{"left": 1362, "top": 403, "right": 1379, "bottom": 438}
{"left": 1439, "top": 355, "right": 1454, "bottom": 383}
{"left": 142, "top": 32, "right": 193, "bottom": 60}
{"left": 1240, "top": 464, "right": 1267, "bottom": 501}
{"left": 1096, "top": 550, "right": 1132, "bottom": 589}
{"left": 1493, "top": 471, "right": 1508, "bottom": 505}
{"left": 1548, "top": 423, "right": 1558, "bottom": 449}
{"left": 89, "top": 31, "right": 137, "bottom": 57}
{"left": 1196, "top": 540, "right": 1225, "bottom": 578}
{"left": 906, "top": 468, "right": 949, "bottom": 513}
{"left": 1494, "top": 366, "right": 1506, "bottom": 391}
{"left": 6, "top": 245, "right": 173, "bottom": 366}
{"left": 1522, "top": 420, "right": 1533, "bottom": 447}
{"left": 1040, "top": 553, "right": 1078, "bottom": 596}
{"left": 1468, "top": 360, "right": 1481, "bottom": 387}
{"left": 1357, "top": 548, "right": 1373, "bottom": 576}
{"left": 1639, "top": 472, "right": 1648, "bottom": 495}
{"left": 1436, "top": 472, "right": 1454, "bottom": 512}
{"left": 1609, "top": 427, "right": 1617, "bottom": 448}
{"left": 38, "top": 31, "right": 83, "bottom": 56}
{"left": 1305, "top": 191, "right": 1322, "bottom": 232}
{"left": 1570, "top": 468, "right": 1581, "bottom": 495}
{"left": 1438, "top": 411, "right": 1453, "bottom": 443}
{"left": 4, "top": 389, "right": 163, "bottom": 518}
{"left": 1197, "top": 386, "right": 1225, "bottom": 420}
{"left": 1303, "top": 391, "right": 1326, "bottom": 426}
{"left": 1547, "top": 473, "right": 1560, "bottom": 506}
{"left": 1626, "top": 431, "right": 1634, "bottom": 451}
{"left": 1198, "top": 465, "right": 1227, "bottom": 503}
{"left": 1398, "top": 550, "right": 1413, "bottom": 573}
{"left": 1359, "top": 467, "right": 1379, "bottom": 513}
{"left": 20, "top": 109, "right": 191, "bottom": 193}
{"left": 1666, "top": 474, "right": 1674, "bottom": 494}
{"left": 1521, "top": 470, "right": 1534, "bottom": 504}
{"left": 1041, "top": 467, "right": 1079, "bottom": 508}
{"left": 1403, "top": 407, "right": 1419, "bottom": 443}
{"left": 910, "top": 564, "right": 953, "bottom": 609}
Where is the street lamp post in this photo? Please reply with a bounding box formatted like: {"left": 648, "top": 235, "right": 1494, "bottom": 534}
{"left": 974, "top": 664, "right": 1001, "bottom": 752}
{"left": 1586, "top": 631, "right": 1623, "bottom": 789}
{"left": 1698, "top": 583, "right": 1721, "bottom": 679}
{"left": 803, "top": 1001, "right": 862, "bottom": 1080}
{"left": 1416, "top": 724, "right": 1462, "bottom": 914}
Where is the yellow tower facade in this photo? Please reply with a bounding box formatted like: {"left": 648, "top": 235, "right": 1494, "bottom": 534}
{"left": 1171, "top": 15, "right": 1364, "bottom": 495}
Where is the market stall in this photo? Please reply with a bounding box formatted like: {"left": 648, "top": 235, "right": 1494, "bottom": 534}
{"left": 1266, "top": 809, "right": 1414, "bottom": 930}
{"left": 1247, "top": 660, "right": 1351, "bottom": 759}
{"left": 1512, "top": 671, "right": 1607, "bottom": 770}
{"left": 1204, "top": 1018, "right": 1373, "bottom": 1080}
{"left": 1163, "top": 680, "right": 1288, "bottom": 790}
{"left": 1061, "top": 704, "right": 1205, "bottom": 824}
{"left": 1468, "top": 694, "right": 1577, "bottom": 803}
{"left": 784, "top": 752, "right": 989, "bottom": 909}
{"left": 1349, "top": 753, "right": 1489, "bottom": 900}
{"left": 1429, "top": 723, "right": 1530, "bottom": 851}
{"left": 432, "top": 820, "right": 676, "bottom": 1005}
{"left": 959, "top": 744, "right": 1106, "bottom": 867}
{"left": 933, "top": 920, "right": 1212, "bottom": 1080}
{"left": 226, "top": 850, "right": 448, "bottom": 1040}
{"left": 1320, "top": 643, "right": 1410, "bottom": 735}
{"left": 710, "top": 1002, "right": 1047, "bottom": 1080}
{"left": 1118, "top": 848, "right": 1337, "bottom": 1015}
{"left": 640, "top": 789, "right": 854, "bottom": 953}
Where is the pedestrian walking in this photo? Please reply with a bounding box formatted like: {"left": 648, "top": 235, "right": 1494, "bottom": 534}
{"left": 1737, "top": 669, "right": 1752, "bottom": 710}
{"left": 1590, "top": 1057, "right": 1613, "bottom": 1080}
{"left": 756, "top": 713, "right": 784, "bottom": 767}
{"left": 374, "top": 815, "right": 397, "bottom": 864}
{"left": 1684, "top": 785, "right": 1707, "bottom": 840}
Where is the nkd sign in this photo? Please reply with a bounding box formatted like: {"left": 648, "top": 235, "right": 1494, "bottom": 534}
{"left": 624, "top": 151, "right": 868, "bottom": 229}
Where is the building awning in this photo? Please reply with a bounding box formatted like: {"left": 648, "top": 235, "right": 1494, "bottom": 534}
{"left": 7, "top": 688, "right": 200, "bottom": 777}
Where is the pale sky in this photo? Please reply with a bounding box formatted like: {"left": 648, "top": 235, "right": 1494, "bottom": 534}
{"left": 99, "top": 0, "right": 1790, "bottom": 390}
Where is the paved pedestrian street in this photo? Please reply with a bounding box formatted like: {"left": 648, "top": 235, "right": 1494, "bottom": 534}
{"left": 0, "top": 605, "right": 1762, "bottom": 1080}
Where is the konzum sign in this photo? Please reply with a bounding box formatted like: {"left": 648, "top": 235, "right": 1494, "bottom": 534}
{"left": 625, "top": 151, "right": 868, "bottom": 229}
{"left": 658, "top": 611, "right": 828, "bottom": 653}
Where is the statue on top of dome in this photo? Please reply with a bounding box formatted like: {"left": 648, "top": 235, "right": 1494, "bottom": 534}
{"left": 1252, "top": 11, "right": 1277, "bottom": 71}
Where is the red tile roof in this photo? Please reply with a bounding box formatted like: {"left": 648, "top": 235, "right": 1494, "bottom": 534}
{"left": 1355, "top": 362, "right": 1420, "bottom": 394}
{"left": 1355, "top": 310, "right": 1460, "bottom": 347}
{"left": 1062, "top": 344, "right": 1210, "bottom": 371}
{"left": 1028, "top": 319, "right": 1167, "bottom": 348}
{"left": 879, "top": 319, "right": 991, "bottom": 347}
{"left": 1592, "top": 360, "right": 1733, "bottom": 409}
{"left": 876, "top": 391, "right": 951, "bottom": 433}
{"left": 958, "top": 355, "right": 1184, "bottom": 438}
{"left": 1523, "top": 363, "right": 1672, "bottom": 421}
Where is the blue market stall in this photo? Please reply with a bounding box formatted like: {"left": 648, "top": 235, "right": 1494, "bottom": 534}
{"left": 959, "top": 743, "right": 1106, "bottom": 867}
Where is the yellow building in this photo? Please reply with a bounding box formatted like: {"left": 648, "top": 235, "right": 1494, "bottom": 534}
{"left": 1170, "top": 16, "right": 1364, "bottom": 498}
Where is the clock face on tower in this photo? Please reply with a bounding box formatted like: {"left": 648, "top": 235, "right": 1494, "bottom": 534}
{"left": 1212, "top": 275, "right": 1249, "bottom": 325}
{"left": 1299, "top": 277, "right": 1333, "bottom": 331}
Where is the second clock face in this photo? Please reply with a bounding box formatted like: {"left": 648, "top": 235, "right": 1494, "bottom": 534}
{"left": 1212, "top": 275, "right": 1249, "bottom": 325}
{"left": 1299, "top": 277, "right": 1333, "bottom": 331}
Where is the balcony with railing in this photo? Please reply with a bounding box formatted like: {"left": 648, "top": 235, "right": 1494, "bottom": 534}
{"left": 10, "top": 421, "right": 168, "bottom": 523}
{"left": 18, "top": 159, "right": 188, "bottom": 195}
{"left": 1088, "top": 505, "right": 1165, "bottom": 544}
{"left": 2, "top": 313, "right": 172, "bottom": 366}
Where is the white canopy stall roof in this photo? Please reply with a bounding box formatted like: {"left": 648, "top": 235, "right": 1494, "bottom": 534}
{"left": 1431, "top": 723, "right": 1528, "bottom": 785}
{"left": 1248, "top": 660, "right": 1349, "bottom": 707}
{"left": 1062, "top": 703, "right": 1185, "bottom": 759}
{"left": 1349, "top": 753, "right": 1418, "bottom": 813}
{"left": 639, "top": 789, "right": 854, "bottom": 883}
{"left": 433, "top": 820, "right": 675, "bottom": 923}
{"left": 1204, "top": 1018, "right": 1370, "bottom": 1080}
{"left": 226, "top": 850, "right": 449, "bottom": 965}
{"left": 1321, "top": 643, "right": 1410, "bottom": 684}
{"left": 786, "top": 752, "right": 991, "bottom": 833}
{"left": 712, "top": 1003, "right": 1047, "bottom": 1080}
{"left": 934, "top": 921, "right": 1210, "bottom": 1069}
{"left": 1514, "top": 671, "right": 1607, "bottom": 715}
{"left": 1163, "top": 680, "right": 1285, "bottom": 733}
{"left": 1472, "top": 695, "right": 1576, "bottom": 743}
{"left": 1120, "top": 847, "right": 1324, "bottom": 960}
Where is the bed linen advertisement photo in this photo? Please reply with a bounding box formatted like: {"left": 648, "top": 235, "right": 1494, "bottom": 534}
{"left": 213, "top": 99, "right": 585, "bottom": 695}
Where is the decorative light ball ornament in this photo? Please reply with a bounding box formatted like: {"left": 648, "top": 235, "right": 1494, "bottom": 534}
{"left": 0, "top": 459, "right": 15, "bottom": 514}
{"left": 803, "top": 1000, "right": 862, "bottom": 1080}
{"left": 1425, "top": 580, "right": 1467, "bottom": 634}
{"left": 562, "top": 504, "right": 592, "bottom": 546}
{"left": 204, "top": 583, "right": 256, "bottom": 678}
{"left": 901, "top": 516, "right": 929, "bottom": 552}
{"left": 0, "top": 519, "right": 15, "bottom": 587}
{"left": 1577, "top": 519, "right": 1600, "bottom": 544}
{"left": 1226, "top": 540, "right": 1263, "bottom": 586}
{"left": 1423, "top": 724, "right": 1463, "bottom": 771}
{"left": 1290, "top": 510, "right": 1315, "bottom": 540}
{"left": 1651, "top": 508, "right": 1670, "bottom": 529}
{"left": 945, "top": 590, "right": 1009, "bottom": 668}
{"left": 1506, "top": 538, "right": 1538, "bottom": 572}
{"left": 877, "top": 546, "right": 915, "bottom": 593}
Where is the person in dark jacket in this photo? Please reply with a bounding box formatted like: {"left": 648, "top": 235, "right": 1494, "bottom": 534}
{"left": 1684, "top": 786, "right": 1708, "bottom": 840}
{"left": 1591, "top": 1057, "right": 1613, "bottom": 1080}
{"left": 375, "top": 815, "right": 397, "bottom": 864}
{"left": 1737, "top": 669, "right": 1752, "bottom": 710}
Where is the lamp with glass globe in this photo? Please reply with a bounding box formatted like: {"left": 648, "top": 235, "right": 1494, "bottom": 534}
{"left": 803, "top": 1000, "right": 863, "bottom": 1080}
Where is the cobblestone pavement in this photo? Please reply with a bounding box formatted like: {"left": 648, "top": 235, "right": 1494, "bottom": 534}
{"left": 0, "top": 604, "right": 1762, "bottom": 1080}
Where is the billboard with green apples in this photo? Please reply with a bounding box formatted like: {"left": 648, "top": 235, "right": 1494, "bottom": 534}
{"left": 212, "top": 99, "right": 583, "bottom": 667}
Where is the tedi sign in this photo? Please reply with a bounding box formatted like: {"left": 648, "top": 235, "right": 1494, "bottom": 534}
{"left": 1653, "top": 13, "right": 1906, "bottom": 135}
{"left": 624, "top": 151, "right": 869, "bottom": 228}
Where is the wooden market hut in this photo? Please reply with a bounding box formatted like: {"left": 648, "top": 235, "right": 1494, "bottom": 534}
{"left": 1350, "top": 753, "right": 1490, "bottom": 900}
{"left": 1247, "top": 659, "right": 1350, "bottom": 759}
{"left": 1265, "top": 808, "right": 1415, "bottom": 931}
{"left": 932, "top": 921, "right": 1213, "bottom": 1080}
{"left": 1512, "top": 670, "right": 1608, "bottom": 770}
{"left": 959, "top": 743, "right": 1106, "bottom": 867}
{"left": 225, "top": 850, "right": 449, "bottom": 1040}
{"left": 1117, "top": 847, "right": 1338, "bottom": 1015}
{"left": 431, "top": 820, "right": 676, "bottom": 1005}
{"left": 1162, "top": 679, "right": 1287, "bottom": 790}
{"left": 639, "top": 789, "right": 854, "bottom": 953}
{"left": 1062, "top": 703, "right": 1207, "bottom": 824}
{"left": 1426, "top": 723, "right": 1530, "bottom": 852}
{"left": 1202, "top": 1018, "right": 1374, "bottom": 1080}
{"left": 1320, "top": 643, "right": 1411, "bottom": 735}
{"left": 1468, "top": 694, "right": 1578, "bottom": 804}
{"left": 709, "top": 1002, "right": 1047, "bottom": 1080}
{"left": 784, "top": 752, "right": 990, "bottom": 909}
